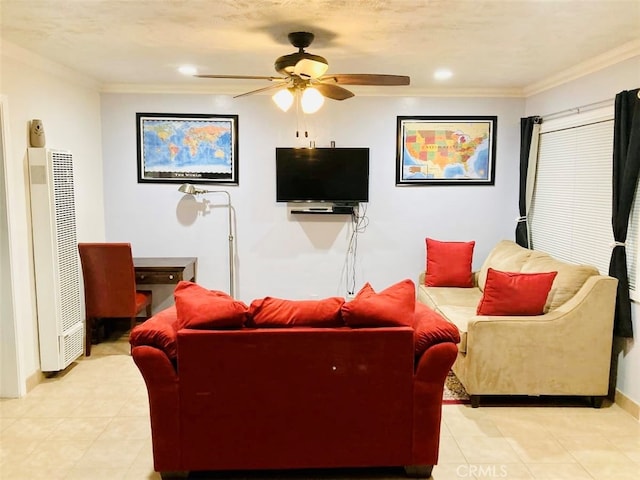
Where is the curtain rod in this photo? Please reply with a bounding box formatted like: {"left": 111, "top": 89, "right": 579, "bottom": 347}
{"left": 541, "top": 98, "right": 614, "bottom": 122}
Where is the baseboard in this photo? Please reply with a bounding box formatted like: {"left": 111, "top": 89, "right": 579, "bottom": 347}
{"left": 615, "top": 388, "right": 640, "bottom": 420}
{"left": 26, "top": 369, "right": 44, "bottom": 393}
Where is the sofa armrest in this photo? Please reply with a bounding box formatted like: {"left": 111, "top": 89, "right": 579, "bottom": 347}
{"left": 412, "top": 341, "right": 458, "bottom": 465}
{"left": 131, "top": 345, "right": 181, "bottom": 471}
{"left": 463, "top": 275, "right": 617, "bottom": 395}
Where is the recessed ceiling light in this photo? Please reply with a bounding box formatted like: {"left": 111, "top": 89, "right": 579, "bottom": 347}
{"left": 434, "top": 69, "right": 453, "bottom": 81}
{"left": 178, "top": 65, "right": 197, "bottom": 76}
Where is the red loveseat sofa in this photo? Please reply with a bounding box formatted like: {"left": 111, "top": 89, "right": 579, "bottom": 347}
{"left": 130, "top": 281, "right": 459, "bottom": 478}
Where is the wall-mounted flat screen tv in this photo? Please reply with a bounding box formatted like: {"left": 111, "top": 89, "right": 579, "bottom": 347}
{"left": 276, "top": 147, "right": 370, "bottom": 203}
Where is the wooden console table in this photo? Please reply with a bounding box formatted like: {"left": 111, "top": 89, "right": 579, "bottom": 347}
{"left": 133, "top": 257, "right": 197, "bottom": 285}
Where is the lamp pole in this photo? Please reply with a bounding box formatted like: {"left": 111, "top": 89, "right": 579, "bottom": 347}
{"left": 178, "top": 183, "right": 235, "bottom": 297}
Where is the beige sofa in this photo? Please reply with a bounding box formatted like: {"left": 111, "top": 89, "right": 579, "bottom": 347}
{"left": 418, "top": 240, "right": 618, "bottom": 407}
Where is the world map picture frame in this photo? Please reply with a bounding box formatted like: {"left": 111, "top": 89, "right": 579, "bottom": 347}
{"left": 396, "top": 115, "right": 497, "bottom": 186}
{"left": 136, "top": 112, "right": 239, "bottom": 185}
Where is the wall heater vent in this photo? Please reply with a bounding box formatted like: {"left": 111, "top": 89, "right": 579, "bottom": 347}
{"left": 28, "top": 148, "right": 83, "bottom": 371}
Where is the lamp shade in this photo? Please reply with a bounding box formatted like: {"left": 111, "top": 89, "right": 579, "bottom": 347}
{"left": 272, "top": 89, "right": 294, "bottom": 112}
{"left": 301, "top": 87, "right": 325, "bottom": 114}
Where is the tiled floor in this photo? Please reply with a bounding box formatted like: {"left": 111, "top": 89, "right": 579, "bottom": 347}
{"left": 1, "top": 331, "right": 639, "bottom": 480}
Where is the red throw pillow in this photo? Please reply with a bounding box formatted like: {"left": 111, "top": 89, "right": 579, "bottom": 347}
{"left": 174, "top": 281, "right": 248, "bottom": 329}
{"left": 476, "top": 268, "right": 558, "bottom": 316}
{"left": 425, "top": 238, "right": 475, "bottom": 287}
{"left": 247, "top": 297, "right": 345, "bottom": 327}
{"left": 129, "top": 306, "right": 178, "bottom": 360}
{"left": 341, "top": 279, "right": 416, "bottom": 327}
{"left": 413, "top": 302, "right": 460, "bottom": 356}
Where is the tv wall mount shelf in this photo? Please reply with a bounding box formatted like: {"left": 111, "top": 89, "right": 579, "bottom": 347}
{"left": 290, "top": 204, "right": 356, "bottom": 215}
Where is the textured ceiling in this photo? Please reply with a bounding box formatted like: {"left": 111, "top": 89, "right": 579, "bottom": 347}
{"left": 1, "top": 0, "right": 639, "bottom": 96}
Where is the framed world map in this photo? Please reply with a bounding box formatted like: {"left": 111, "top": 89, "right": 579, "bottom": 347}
{"left": 396, "top": 116, "right": 497, "bottom": 186}
{"left": 136, "top": 113, "right": 239, "bottom": 185}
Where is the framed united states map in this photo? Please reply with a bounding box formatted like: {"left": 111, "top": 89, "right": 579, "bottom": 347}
{"left": 396, "top": 116, "right": 497, "bottom": 186}
{"left": 136, "top": 112, "right": 239, "bottom": 185}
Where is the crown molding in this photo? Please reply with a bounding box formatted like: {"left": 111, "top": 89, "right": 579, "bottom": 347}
{"left": 524, "top": 39, "right": 640, "bottom": 97}
{"left": 99, "top": 82, "right": 525, "bottom": 98}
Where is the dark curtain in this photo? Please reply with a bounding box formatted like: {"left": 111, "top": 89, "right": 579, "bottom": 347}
{"left": 515, "top": 116, "right": 541, "bottom": 248}
{"left": 609, "top": 88, "right": 640, "bottom": 338}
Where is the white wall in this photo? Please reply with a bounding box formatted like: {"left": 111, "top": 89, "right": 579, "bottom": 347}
{"left": 101, "top": 93, "right": 523, "bottom": 310}
{"left": 0, "top": 41, "right": 105, "bottom": 392}
{"left": 525, "top": 55, "right": 640, "bottom": 405}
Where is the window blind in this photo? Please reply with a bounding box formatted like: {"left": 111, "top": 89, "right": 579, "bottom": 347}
{"left": 529, "top": 109, "right": 615, "bottom": 277}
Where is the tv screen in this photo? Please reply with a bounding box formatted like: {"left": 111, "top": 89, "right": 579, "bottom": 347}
{"left": 276, "top": 147, "right": 369, "bottom": 203}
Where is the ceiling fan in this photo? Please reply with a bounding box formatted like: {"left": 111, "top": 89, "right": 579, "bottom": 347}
{"left": 196, "top": 32, "right": 410, "bottom": 113}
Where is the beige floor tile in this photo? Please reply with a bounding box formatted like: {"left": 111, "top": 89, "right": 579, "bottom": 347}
{"left": 73, "top": 437, "right": 145, "bottom": 469}
{"left": 437, "top": 436, "right": 467, "bottom": 464}
{"left": 0, "top": 416, "right": 17, "bottom": 432}
{"left": 123, "top": 466, "right": 163, "bottom": 480}
{"left": 22, "top": 396, "right": 85, "bottom": 418}
{"left": 581, "top": 460, "right": 640, "bottom": 480}
{"left": 525, "top": 463, "right": 593, "bottom": 479}
{"left": 0, "top": 464, "right": 70, "bottom": 479}
{"left": 555, "top": 433, "right": 634, "bottom": 464}
{"left": 0, "top": 437, "right": 42, "bottom": 463}
{"left": 506, "top": 436, "right": 577, "bottom": 464}
{"left": 614, "top": 434, "right": 640, "bottom": 462}
{"left": 443, "top": 414, "right": 502, "bottom": 438}
{"left": 65, "top": 466, "right": 129, "bottom": 479}
{"left": 24, "top": 438, "right": 90, "bottom": 470}
{"left": 431, "top": 463, "right": 473, "bottom": 479}
{"left": 1, "top": 417, "right": 63, "bottom": 441}
{"left": 99, "top": 416, "right": 151, "bottom": 440}
{"left": 454, "top": 436, "right": 522, "bottom": 464}
{"left": 45, "top": 416, "right": 111, "bottom": 441}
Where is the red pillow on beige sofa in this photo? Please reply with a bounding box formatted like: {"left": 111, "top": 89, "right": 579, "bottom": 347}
{"left": 476, "top": 268, "right": 558, "bottom": 316}
{"left": 425, "top": 238, "right": 475, "bottom": 287}
{"left": 174, "top": 281, "right": 248, "bottom": 330}
{"left": 247, "top": 296, "right": 345, "bottom": 327}
{"left": 341, "top": 279, "right": 415, "bottom": 327}
{"left": 413, "top": 302, "right": 460, "bottom": 356}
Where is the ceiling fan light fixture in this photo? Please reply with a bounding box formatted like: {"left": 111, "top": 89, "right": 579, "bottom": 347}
{"left": 178, "top": 65, "right": 198, "bottom": 76}
{"left": 434, "top": 68, "right": 453, "bottom": 81}
{"left": 294, "top": 58, "right": 329, "bottom": 79}
{"left": 272, "top": 88, "right": 294, "bottom": 112}
{"left": 301, "top": 87, "right": 325, "bottom": 114}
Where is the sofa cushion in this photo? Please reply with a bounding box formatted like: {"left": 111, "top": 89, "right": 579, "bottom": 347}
{"left": 413, "top": 302, "right": 460, "bottom": 356}
{"left": 521, "top": 251, "right": 599, "bottom": 312}
{"left": 425, "top": 238, "right": 475, "bottom": 287}
{"left": 476, "top": 268, "right": 558, "bottom": 316}
{"left": 129, "top": 306, "right": 178, "bottom": 360}
{"left": 437, "top": 305, "right": 474, "bottom": 353}
{"left": 478, "top": 240, "right": 534, "bottom": 291}
{"left": 174, "top": 281, "right": 248, "bottom": 330}
{"left": 341, "top": 279, "right": 415, "bottom": 327}
{"left": 247, "top": 297, "right": 345, "bottom": 327}
{"left": 418, "top": 285, "right": 483, "bottom": 310}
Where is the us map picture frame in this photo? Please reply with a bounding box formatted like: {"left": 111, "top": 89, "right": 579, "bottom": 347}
{"left": 396, "top": 116, "right": 497, "bottom": 186}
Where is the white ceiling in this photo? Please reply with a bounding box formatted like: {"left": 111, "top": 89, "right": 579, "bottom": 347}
{"left": 1, "top": 0, "right": 639, "bottom": 97}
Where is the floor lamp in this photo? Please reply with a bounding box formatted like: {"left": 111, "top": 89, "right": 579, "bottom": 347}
{"left": 178, "top": 183, "right": 235, "bottom": 297}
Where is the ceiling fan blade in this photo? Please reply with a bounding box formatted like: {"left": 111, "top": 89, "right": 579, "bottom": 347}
{"left": 319, "top": 74, "right": 410, "bottom": 86}
{"left": 313, "top": 83, "right": 355, "bottom": 101}
{"left": 196, "top": 74, "right": 285, "bottom": 81}
{"left": 233, "top": 82, "right": 288, "bottom": 98}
